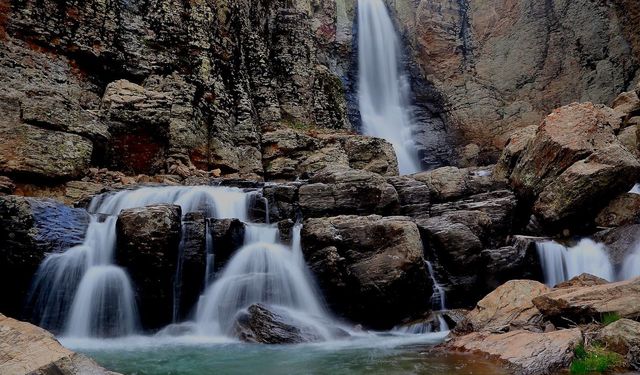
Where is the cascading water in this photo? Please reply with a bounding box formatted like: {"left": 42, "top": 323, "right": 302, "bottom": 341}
{"left": 357, "top": 0, "right": 421, "bottom": 175}
{"left": 28, "top": 186, "right": 256, "bottom": 338}
{"left": 537, "top": 239, "right": 615, "bottom": 286}
{"left": 621, "top": 242, "right": 640, "bottom": 280}
{"left": 195, "top": 223, "right": 336, "bottom": 339}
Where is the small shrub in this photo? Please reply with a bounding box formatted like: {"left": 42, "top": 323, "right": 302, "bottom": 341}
{"left": 601, "top": 312, "right": 621, "bottom": 326}
{"left": 570, "top": 344, "right": 624, "bottom": 374}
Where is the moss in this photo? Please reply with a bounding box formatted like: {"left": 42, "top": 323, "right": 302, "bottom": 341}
{"left": 601, "top": 312, "right": 621, "bottom": 326}
{"left": 570, "top": 344, "right": 624, "bottom": 374}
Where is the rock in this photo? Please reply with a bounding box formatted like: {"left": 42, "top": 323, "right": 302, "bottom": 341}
{"left": 596, "top": 319, "right": 640, "bottom": 369}
{"left": 174, "top": 212, "right": 206, "bottom": 321}
{"left": 592, "top": 224, "right": 640, "bottom": 265}
{"left": 233, "top": 304, "right": 324, "bottom": 344}
{"left": 342, "top": 136, "right": 399, "bottom": 176}
{"left": 0, "top": 196, "right": 89, "bottom": 319}
{"left": 441, "top": 309, "right": 470, "bottom": 330}
{"left": 386, "top": 175, "right": 431, "bottom": 219}
{"left": 612, "top": 89, "right": 640, "bottom": 116}
{"left": 532, "top": 277, "right": 640, "bottom": 324}
{"left": 0, "top": 176, "right": 15, "bottom": 195}
{"left": 207, "top": 218, "right": 245, "bottom": 273}
{"left": 463, "top": 280, "right": 550, "bottom": 332}
{"left": 0, "top": 122, "right": 93, "bottom": 180}
{"left": 507, "top": 103, "right": 640, "bottom": 229}
{"left": 262, "top": 183, "right": 299, "bottom": 222}
{"left": 480, "top": 240, "right": 542, "bottom": 291}
{"left": 301, "top": 215, "right": 431, "bottom": 329}
{"left": 298, "top": 167, "right": 399, "bottom": 218}
{"left": 0, "top": 313, "right": 120, "bottom": 375}
{"left": 494, "top": 125, "right": 537, "bottom": 181}
{"left": 595, "top": 193, "right": 640, "bottom": 227}
{"left": 618, "top": 124, "right": 640, "bottom": 157}
{"left": 116, "top": 204, "right": 182, "bottom": 330}
{"left": 63, "top": 181, "right": 106, "bottom": 206}
{"left": 412, "top": 166, "right": 505, "bottom": 203}
{"left": 554, "top": 273, "right": 609, "bottom": 289}
{"left": 446, "top": 328, "right": 583, "bottom": 375}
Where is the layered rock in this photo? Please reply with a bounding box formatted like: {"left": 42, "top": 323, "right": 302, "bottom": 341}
{"left": 0, "top": 314, "right": 119, "bottom": 375}
{"left": 301, "top": 215, "right": 431, "bottom": 328}
{"left": 116, "top": 204, "right": 182, "bottom": 329}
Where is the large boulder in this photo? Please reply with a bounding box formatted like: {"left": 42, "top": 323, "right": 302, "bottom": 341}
{"left": 301, "top": 215, "right": 431, "bottom": 329}
{"left": 116, "top": 204, "right": 182, "bottom": 330}
{"left": 0, "top": 196, "right": 89, "bottom": 319}
{"left": 506, "top": 103, "right": 640, "bottom": 229}
{"left": 0, "top": 314, "right": 120, "bottom": 375}
{"left": 462, "top": 280, "right": 549, "bottom": 333}
{"left": 480, "top": 236, "right": 543, "bottom": 291}
{"left": 298, "top": 167, "right": 399, "bottom": 217}
{"left": 233, "top": 304, "right": 323, "bottom": 344}
{"left": 595, "top": 192, "right": 640, "bottom": 227}
{"left": 532, "top": 277, "right": 640, "bottom": 324}
{"left": 596, "top": 319, "right": 640, "bottom": 369}
{"left": 207, "top": 218, "right": 245, "bottom": 273}
{"left": 446, "top": 329, "right": 583, "bottom": 375}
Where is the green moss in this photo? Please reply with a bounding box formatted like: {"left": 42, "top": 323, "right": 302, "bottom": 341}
{"left": 601, "top": 312, "right": 621, "bottom": 326}
{"left": 570, "top": 344, "right": 624, "bottom": 374}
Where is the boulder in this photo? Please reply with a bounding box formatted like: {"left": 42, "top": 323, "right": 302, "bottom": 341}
{"left": 386, "top": 176, "right": 431, "bottom": 219}
{"left": 532, "top": 277, "right": 640, "bottom": 324}
{"left": 0, "top": 123, "right": 93, "bottom": 180}
{"left": 301, "top": 215, "right": 431, "bottom": 329}
{"left": 506, "top": 103, "right": 640, "bottom": 229}
{"left": 0, "top": 314, "right": 120, "bottom": 375}
{"left": 174, "top": 212, "right": 206, "bottom": 321}
{"left": 494, "top": 125, "right": 537, "bottom": 181}
{"left": 412, "top": 165, "right": 505, "bottom": 203}
{"left": 595, "top": 193, "right": 640, "bottom": 227}
{"left": 233, "top": 304, "right": 322, "bottom": 344}
{"left": 0, "top": 196, "right": 89, "bottom": 319}
{"left": 262, "top": 183, "right": 299, "bottom": 222}
{"left": 596, "top": 319, "right": 640, "bottom": 369}
{"left": 116, "top": 204, "right": 182, "bottom": 330}
{"left": 207, "top": 218, "right": 245, "bottom": 273}
{"left": 298, "top": 167, "right": 399, "bottom": 217}
{"left": 480, "top": 240, "right": 542, "bottom": 291}
{"left": 463, "top": 280, "right": 550, "bottom": 332}
{"left": 446, "top": 328, "right": 583, "bottom": 375}
{"left": 554, "top": 273, "right": 608, "bottom": 289}
{"left": 0, "top": 176, "right": 15, "bottom": 195}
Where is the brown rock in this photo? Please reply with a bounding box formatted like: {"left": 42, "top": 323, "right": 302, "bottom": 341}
{"left": 554, "top": 273, "right": 608, "bottom": 289}
{"left": 595, "top": 193, "right": 640, "bottom": 227}
{"left": 447, "top": 328, "right": 583, "bottom": 375}
{"left": 0, "top": 314, "right": 120, "bottom": 375}
{"left": 596, "top": 318, "right": 640, "bottom": 369}
{"left": 464, "top": 280, "right": 550, "bottom": 332}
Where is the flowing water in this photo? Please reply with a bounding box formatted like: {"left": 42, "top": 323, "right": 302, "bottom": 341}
{"left": 621, "top": 242, "right": 640, "bottom": 280}
{"left": 357, "top": 0, "right": 421, "bottom": 174}
{"left": 537, "top": 239, "right": 616, "bottom": 286}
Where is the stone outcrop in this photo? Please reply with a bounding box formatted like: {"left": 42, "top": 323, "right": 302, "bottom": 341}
{"left": 596, "top": 319, "right": 640, "bottom": 369}
{"left": 233, "top": 304, "right": 324, "bottom": 344}
{"left": 0, "top": 314, "right": 120, "bottom": 375}
{"left": 301, "top": 215, "right": 431, "bottom": 329}
{"left": 532, "top": 277, "right": 640, "bottom": 324}
{"left": 116, "top": 204, "right": 182, "bottom": 329}
{"left": 446, "top": 329, "right": 583, "bottom": 375}
{"left": 0, "top": 196, "right": 89, "bottom": 319}
{"left": 462, "top": 280, "right": 549, "bottom": 333}
{"left": 502, "top": 103, "right": 640, "bottom": 229}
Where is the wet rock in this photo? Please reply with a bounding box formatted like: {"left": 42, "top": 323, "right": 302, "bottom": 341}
{"left": 446, "top": 328, "right": 583, "bottom": 375}
{"left": 463, "top": 280, "right": 549, "bottom": 333}
{"left": 480, "top": 240, "right": 542, "bottom": 291}
{"left": 175, "top": 212, "right": 206, "bottom": 321}
{"left": 116, "top": 204, "right": 182, "bottom": 330}
{"left": 386, "top": 176, "right": 431, "bottom": 219}
{"left": 507, "top": 103, "right": 640, "bottom": 229}
{"left": 532, "top": 277, "right": 640, "bottom": 324}
{"left": 596, "top": 319, "right": 640, "bottom": 369}
{"left": 0, "top": 196, "right": 89, "bottom": 319}
{"left": 234, "top": 304, "right": 322, "bottom": 344}
{"left": 0, "top": 313, "right": 120, "bottom": 375}
{"left": 595, "top": 193, "right": 640, "bottom": 227}
{"left": 262, "top": 183, "right": 300, "bottom": 222}
{"left": 0, "top": 122, "right": 93, "bottom": 180}
{"left": 441, "top": 309, "right": 470, "bottom": 330}
{"left": 207, "top": 218, "right": 246, "bottom": 273}
{"left": 299, "top": 167, "right": 399, "bottom": 218}
{"left": 277, "top": 219, "right": 295, "bottom": 245}
{"left": 302, "top": 215, "right": 431, "bottom": 329}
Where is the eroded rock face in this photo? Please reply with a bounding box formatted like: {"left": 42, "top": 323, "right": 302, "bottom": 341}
{"left": 446, "top": 329, "right": 583, "bottom": 375}
{"left": 116, "top": 204, "right": 182, "bottom": 330}
{"left": 532, "top": 277, "right": 640, "bottom": 324}
{"left": 301, "top": 215, "right": 431, "bottom": 329}
{"left": 0, "top": 314, "right": 120, "bottom": 375}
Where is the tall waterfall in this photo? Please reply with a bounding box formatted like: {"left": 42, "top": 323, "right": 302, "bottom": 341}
{"left": 357, "top": 0, "right": 421, "bottom": 175}
{"left": 537, "top": 239, "right": 615, "bottom": 286}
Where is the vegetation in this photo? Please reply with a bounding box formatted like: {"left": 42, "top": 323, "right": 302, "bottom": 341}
{"left": 600, "top": 312, "right": 621, "bottom": 326}
{"left": 570, "top": 344, "right": 624, "bottom": 374}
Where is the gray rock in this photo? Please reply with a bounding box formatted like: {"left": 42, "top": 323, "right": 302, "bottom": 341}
{"left": 234, "top": 304, "right": 323, "bottom": 344}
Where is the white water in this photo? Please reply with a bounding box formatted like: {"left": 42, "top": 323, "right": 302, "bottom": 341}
{"left": 357, "top": 0, "right": 421, "bottom": 175}
{"left": 537, "top": 239, "right": 615, "bottom": 286}
{"left": 621, "top": 242, "right": 640, "bottom": 280}
{"left": 29, "top": 186, "right": 258, "bottom": 338}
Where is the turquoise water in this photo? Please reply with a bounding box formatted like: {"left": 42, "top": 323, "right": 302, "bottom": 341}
{"left": 65, "top": 334, "right": 508, "bottom": 375}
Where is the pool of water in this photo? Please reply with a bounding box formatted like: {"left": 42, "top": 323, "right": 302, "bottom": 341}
{"left": 65, "top": 333, "right": 508, "bottom": 375}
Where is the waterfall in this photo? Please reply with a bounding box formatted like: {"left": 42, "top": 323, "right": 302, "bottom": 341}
{"left": 621, "top": 243, "right": 640, "bottom": 280}
{"left": 28, "top": 186, "right": 256, "bottom": 338}
{"left": 195, "top": 223, "right": 336, "bottom": 339}
{"left": 537, "top": 239, "right": 615, "bottom": 286}
{"left": 357, "top": 0, "right": 421, "bottom": 175}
